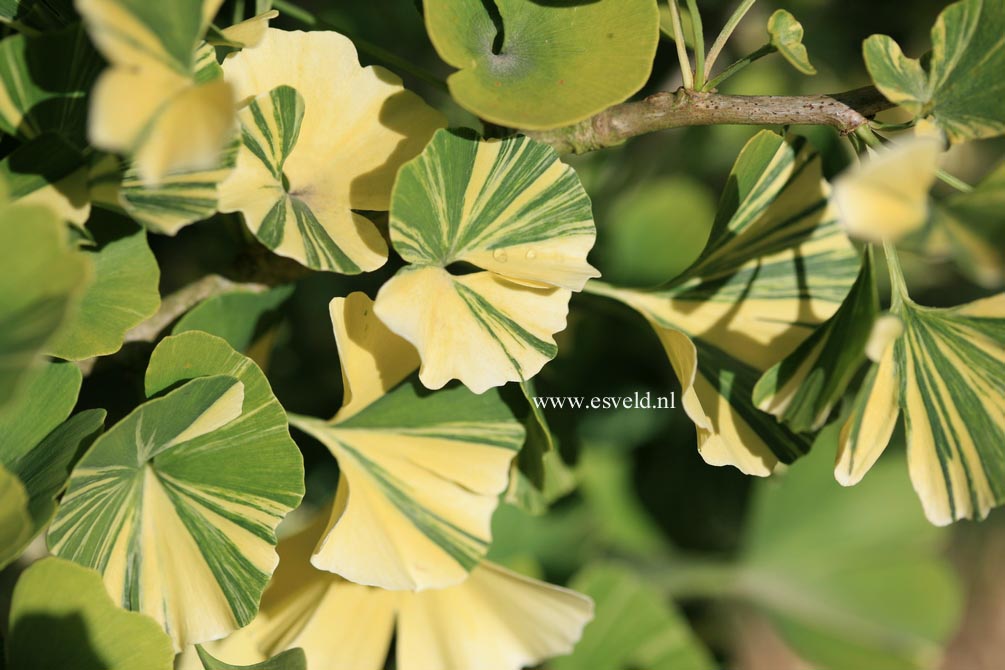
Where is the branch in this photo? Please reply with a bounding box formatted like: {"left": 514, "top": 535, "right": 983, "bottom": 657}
{"left": 526, "top": 86, "right": 895, "bottom": 154}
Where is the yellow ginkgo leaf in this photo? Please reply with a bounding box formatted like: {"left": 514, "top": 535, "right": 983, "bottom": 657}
{"left": 288, "top": 293, "right": 524, "bottom": 590}
{"left": 832, "top": 137, "right": 941, "bottom": 243}
{"left": 189, "top": 512, "right": 593, "bottom": 670}
{"left": 374, "top": 129, "right": 600, "bottom": 393}
{"left": 219, "top": 10, "right": 279, "bottom": 49}
{"left": 77, "top": 0, "right": 236, "bottom": 184}
{"left": 218, "top": 29, "right": 445, "bottom": 273}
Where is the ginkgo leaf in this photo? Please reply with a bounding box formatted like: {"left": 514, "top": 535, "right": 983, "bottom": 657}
{"left": 0, "top": 134, "right": 90, "bottom": 226}
{"left": 375, "top": 129, "right": 600, "bottom": 393}
{"left": 767, "top": 10, "right": 817, "bottom": 76}
{"left": 0, "top": 465, "right": 31, "bottom": 569}
{"left": 837, "top": 254, "right": 1005, "bottom": 524}
{"left": 424, "top": 0, "right": 659, "bottom": 129}
{"left": 193, "top": 512, "right": 593, "bottom": 670}
{"left": 832, "top": 137, "right": 941, "bottom": 243}
{"left": 754, "top": 248, "right": 880, "bottom": 433}
{"left": 588, "top": 132, "right": 859, "bottom": 475}
{"left": 0, "top": 201, "right": 90, "bottom": 406}
{"left": 0, "top": 26, "right": 101, "bottom": 147}
{"left": 196, "top": 645, "right": 305, "bottom": 670}
{"left": 44, "top": 215, "right": 160, "bottom": 361}
{"left": 50, "top": 332, "right": 305, "bottom": 650}
{"left": 289, "top": 292, "right": 523, "bottom": 590}
{"left": 206, "top": 10, "right": 280, "bottom": 49}
{"left": 864, "top": 0, "right": 1005, "bottom": 142}
{"left": 7, "top": 558, "right": 175, "bottom": 670}
{"left": 77, "top": 0, "right": 236, "bottom": 184}
{"left": 219, "top": 29, "right": 445, "bottom": 272}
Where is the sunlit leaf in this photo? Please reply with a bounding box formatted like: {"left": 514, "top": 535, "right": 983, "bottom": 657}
{"left": 424, "top": 0, "right": 659, "bottom": 129}
{"left": 44, "top": 215, "right": 160, "bottom": 361}
{"left": 50, "top": 332, "right": 305, "bottom": 649}
{"left": 864, "top": 0, "right": 1005, "bottom": 142}
{"left": 0, "top": 26, "right": 101, "bottom": 147}
{"left": 767, "top": 10, "right": 817, "bottom": 76}
{"left": 219, "top": 29, "right": 445, "bottom": 272}
{"left": 77, "top": 0, "right": 236, "bottom": 183}
{"left": 290, "top": 292, "right": 523, "bottom": 590}
{"left": 837, "top": 269, "right": 1005, "bottom": 524}
{"left": 196, "top": 645, "right": 305, "bottom": 670}
{"left": 590, "top": 131, "right": 859, "bottom": 475}
{"left": 0, "top": 134, "right": 90, "bottom": 226}
{"left": 0, "top": 201, "right": 90, "bottom": 406}
{"left": 746, "top": 430, "right": 961, "bottom": 669}
{"left": 375, "top": 129, "right": 600, "bottom": 393}
{"left": 195, "top": 512, "right": 593, "bottom": 670}
{"left": 7, "top": 558, "right": 174, "bottom": 670}
{"left": 754, "top": 248, "right": 880, "bottom": 432}
{"left": 832, "top": 137, "right": 940, "bottom": 243}
{"left": 552, "top": 564, "right": 714, "bottom": 670}
{"left": 207, "top": 10, "right": 279, "bottom": 49}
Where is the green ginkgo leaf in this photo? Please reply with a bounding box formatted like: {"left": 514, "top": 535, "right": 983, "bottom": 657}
{"left": 173, "top": 284, "right": 294, "bottom": 354}
{"left": 290, "top": 292, "right": 524, "bottom": 591}
{"left": 375, "top": 129, "right": 600, "bottom": 393}
{"left": 837, "top": 266, "right": 1005, "bottom": 525}
{"left": 767, "top": 10, "right": 817, "bottom": 76}
{"left": 0, "top": 0, "right": 75, "bottom": 30}
{"left": 589, "top": 131, "right": 859, "bottom": 475}
{"left": 50, "top": 332, "right": 305, "bottom": 650}
{"left": 0, "top": 26, "right": 101, "bottom": 147}
{"left": 218, "top": 29, "right": 445, "bottom": 272}
{"left": 552, "top": 564, "right": 714, "bottom": 670}
{"left": 7, "top": 558, "right": 175, "bottom": 670}
{"left": 0, "top": 134, "right": 91, "bottom": 226}
{"left": 424, "top": 0, "right": 659, "bottom": 130}
{"left": 864, "top": 0, "right": 1005, "bottom": 142}
{"left": 0, "top": 201, "right": 90, "bottom": 407}
{"left": 754, "top": 248, "right": 880, "bottom": 433}
{"left": 0, "top": 465, "right": 31, "bottom": 569}
{"left": 44, "top": 215, "right": 160, "bottom": 360}
{"left": 0, "top": 362, "right": 105, "bottom": 568}
{"left": 196, "top": 645, "right": 306, "bottom": 670}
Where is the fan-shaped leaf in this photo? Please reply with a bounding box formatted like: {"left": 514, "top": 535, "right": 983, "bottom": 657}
{"left": 0, "top": 134, "right": 90, "bottom": 226}
{"left": 424, "top": 0, "right": 659, "bottom": 129}
{"left": 290, "top": 292, "right": 523, "bottom": 590}
{"left": 767, "top": 10, "right": 817, "bottom": 76}
{"left": 375, "top": 129, "right": 599, "bottom": 393}
{"left": 219, "top": 29, "right": 445, "bottom": 271}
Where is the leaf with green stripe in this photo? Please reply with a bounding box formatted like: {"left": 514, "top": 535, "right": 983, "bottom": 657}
{"left": 219, "top": 29, "right": 444, "bottom": 272}
{"left": 768, "top": 10, "right": 817, "bottom": 76}
{"left": 77, "top": 0, "right": 236, "bottom": 184}
{"left": 0, "top": 26, "right": 101, "bottom": 147}
{"left": 44, "top": 214, "right": 160, "bottom": 361}
{"left": 588, "top": 131, "right": 860, "bottom": 475}
{"left": 839, "top": 264, "right": 1005, "bottom": 525}
{"left": 0, "top": 362, "right": 105, "bottom": 568}
{"left": 196, "top": 645, "right": 306, "bottom": 670}
{"left": 7, "top": 558, "right": 175, "bottom": 670}
{"left": 552, "top": 564, "right": 714, "bottom": 670}
{"left": 754, "top": 248, "right": 880, "bottom": 433}
{"left": 0, "top": 200, "right": 90, "bottom": 407}
{"left": 424, "top": 0, "right": 659, "bottom": 129}
{"left": 49, "top": 332, "right": 305, "bottom": 649}
{"left": 192, "top": 511, "right": 593, "bottom": 670}
{"left": 0, "top": 134, "right": 90, "bottom": 226}
{"left": 375, "top": 128, "right": 600, "bottom": 393}
{"left": 289, "top": 292, "right": 523, "bottom": 590}
{"left": 864, "top": 0, "right": 1005, "bottom": 142}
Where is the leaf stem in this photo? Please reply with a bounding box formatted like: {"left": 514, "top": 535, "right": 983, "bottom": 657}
{"left": 685, "top": 0, "right": 706, "bottom": 89}
{"left": 936, "top": 168, "right": 974, "bottom": 193}
{"left": 271, "top": 0, "right": 448, "bottom": 92}
{"left": 882, "top": 241, "right": 910, "bottom": 308}
{"left": 703, "top": 0, "right": 758, "bottom": 82}
{"left": 667, "top": 0, "right": 695, "bottom": 89}
{"left": 703, "top": 43, "right": 775, "bottom": 91}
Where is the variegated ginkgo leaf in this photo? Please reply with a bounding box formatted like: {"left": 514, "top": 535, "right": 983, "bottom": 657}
{"left": 49, "top": 332, "right": 305, "bottom": 650}
{"left": 832, "top": 136, "right": 941, "bottom": 243}
{"left": 837, "top": 256, "right": 1005, "bottom": 525}
{"left": 206, "top": 10, "right": 280, "bottom": 49}
{"left": 0, "top": 133, "right": 91, "bottom": 226}
{"left": 218, "top": 29, "right": 445, "bottom": 273}
{"left": 189, "top": 512, "right": 593, "bottom": 670}
{"left": 753, "top": 248, "right": 880, "bottom": 433}
{"left": 374, "top": 129, "right": 600, "bottom": 393}
{"left": 588, "top": 132, "right": 859, "bottom": 475}
{"left": 77, "top": 0, "right": 236, "bottom": 184}
{"left": 289, "top": 292, "right": 524, "bottom": 590}
{"left": 767, "top": 10, "right": 816, "bottom": 76}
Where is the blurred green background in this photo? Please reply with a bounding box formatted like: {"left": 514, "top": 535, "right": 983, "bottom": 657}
{"left": 53, "top": 1, "right": 1005, "bottom": 668}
